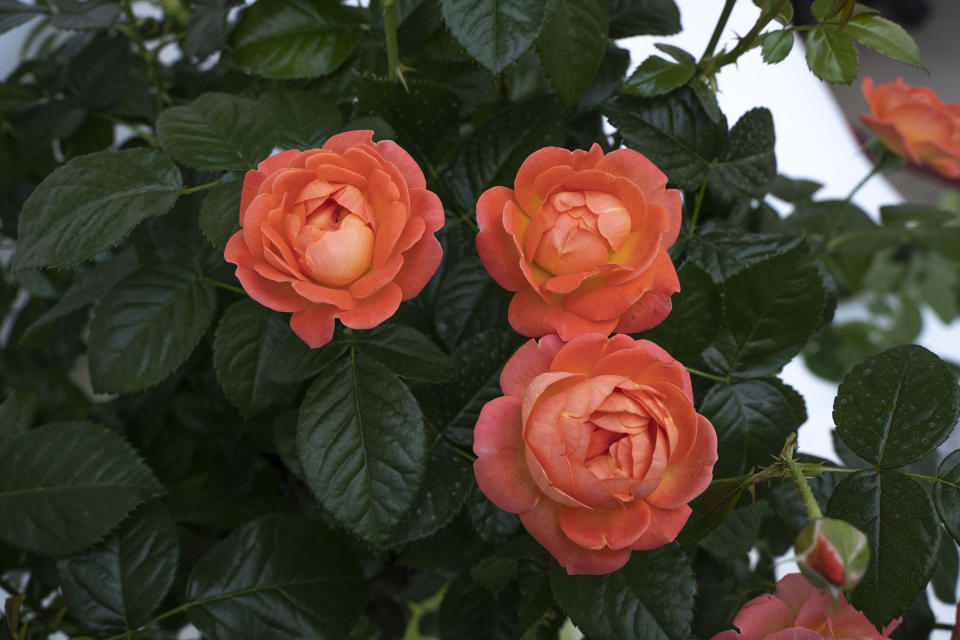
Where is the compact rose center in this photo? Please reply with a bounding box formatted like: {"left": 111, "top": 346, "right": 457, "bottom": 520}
{"left": 527, "top": 379, "right": 674, "bottom": 503}
{"left": 531, "top": 190, "right": 631, "bottom": 276}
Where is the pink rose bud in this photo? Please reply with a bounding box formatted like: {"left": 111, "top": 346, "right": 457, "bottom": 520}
{"left": 794, "top": 518, "right": 870, "bottom": 592}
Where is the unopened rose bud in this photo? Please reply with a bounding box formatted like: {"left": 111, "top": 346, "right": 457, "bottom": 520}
{"left": 794, "top": 518, "right": 870, "bottom": 592}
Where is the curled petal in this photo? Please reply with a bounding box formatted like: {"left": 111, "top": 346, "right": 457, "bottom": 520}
{"left": 476, "top": 187, "right": 527, "bottom": 291}
{"left": 645, "top": 415, "right": 718, "bottom": 510}
{"left": 557, "top": 499, "right": 651, "bottom": 550}
{"left": 289, "top": 305, "right": 338, "bottom": 349}
{"left": 473, "top": 396, "right": 542, "bottom": 514}
{"left": 630, "top": 503, "right": 690, "bottom": 551}
{"left": 500, "top": 335, "right": 565, "bottom": 398}
{"left": 339, "top": 282, "right": 403, "bottom": 329}
{"left": 508, "top": 288, "right": 618, "bottom": 341}
{"left": 393, "top": 235, "right": 442, "bottom": 300}
{"left": 519, "top": 499, "right": 631, "bottom": 575}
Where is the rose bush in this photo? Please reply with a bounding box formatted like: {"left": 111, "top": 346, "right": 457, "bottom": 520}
{"left": 474, "top": 333, "right": 717, "bottom": 574}
{"left": 861, "top": 77, "right": 960, "bottom": 179}
{"left": 712, "top": 573, "right": 900, "bottom": 640}
{"left": 476, "top": 144, "right": 681, "bottom": 341}
{"left": 225, "top": 130, "right": 444, "bottom": 347}
{"left": 3, "top": 0, "right": 959, "bottom": 639}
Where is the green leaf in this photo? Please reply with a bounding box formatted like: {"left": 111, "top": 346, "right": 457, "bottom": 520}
{"left": 934, "top": 451, "right": 960, "bottom": 545}
{"left": 827, "top": 470, "right": 941, "bottom": 625}
{"left": 753, "top": 0, "right": 793, "bottom": 24}
{"left": 700, "top": 378, "right": 806, "bottom": 477}
{"left": 257, "top": 90, "right": 343, "bottom": 150}
{"left": 390, "top": 436, "right": 472, "bottom": 545}
{"left": 623, "top": 54, "right": 695, "bottom": 98}
{"left": 550, "top": 544, "right": 695, "bottom": 640}
{"left": 88, "top": 263, "right": 217, "bottom": 393}
{"left": 230, "top": 0, "right": 363, "bottom": 79}
{"left": 932, "top": 534, "right": 958, "bottom": 604}
{"left": 0, "top": 421, "right": 165, "bottom": 555}
{"left": 264, "top": 326, "right": 350, "bottom": 383}
{"left": 23, "top": 248, "right": 137, "bottom": 339}
{"left": 356, "top": 324, "right": 455, "bottom": 383}
{"left": 811, "top": 0, "right": 848, "bottom": 20}
{"left": 805, "top": 25, "right": 859, "bottom": 85}
{"left": 677, "top": 476, "right": 749, "bottom": 547}
{"left": 157, "top": 93, "right": 275, "bottom": 171}
{"left": 762, "top": 29, "right": 794, "bottom": 64}
{"left": 845, "top": 15, "right": 922, "bottom": 68}
{"left": 468, "top": 486, "right": 521, "bottom": 544}
{"left": 880, "top": 204, "right": 955, "bottom": 227}
{"left": 834, "top": 345, "right": 960, "bottom": 467}
{"left": 640, "top": 262, "right": 721, "bottom": 361}
{"left": 49, "top": 0, "right": 120, "bottom": 29}
{"left": 608, "top": 0, "right": 680, "bottom": 38}
{"left": 578, "top": 43, "right": 630, "bottom": 111}
{"left": 439, "top": 574, "right": 518, "bottom": 639}
{"left": 703, "top": 242, "right": 827, "bottom": 377}
{"left": 432, "top": 251, "right": 512, "bottom": 351}
{"left": 685, "top": 229, "right": 802, "bottom": 282}
{"left": 67, "top": 34, "right": 131, "bottom": 110}
{"left": 213, "top": 300, "right": 291, "bottom": 417}
{"left": 535, "top": 0, "right": 608, "bottom": 105}
{"left": 56, "top": 504, "right": 178, "bottom": 632}
{"left": 438, "top": 0, "right": 547, "bottom": 74}
{"left": 447, "top": 97, "right": 566, "bottom": 210}
{"left": 771, "top": 174, "right": 823, "bottom": 202}
{"left": 185, "top": 514, "right": 367, "bottom": 640}
{"left": 708, "top": 107, "right": 777, "bottom": 200}
{"left": 13, "top": 149, "right": 182, "bottom": 271}
{"left": 353, "top": 77, "right": 463, "bottom": 169}
{"left": 699, "top": 501, "right": 768, "bottom": 560}
{"left": 603, "top": 88, "right": 727, "bottom": 190}
{"left": 0, "top": 0, "right": 44, "bottom": 35}
{"left": 785, "top": 199, "right": 886, "bottom": 291}
{"left": 419, "top": 329, "right": 524, "bottom": 447}
{"left": 297, "top": 352, "right": 429, "bottom": 545}
{"left": 198, "top": 177, "right": 242, "bottom": 249}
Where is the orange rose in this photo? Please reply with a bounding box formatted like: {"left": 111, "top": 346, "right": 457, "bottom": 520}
{"left": 861, "top": 77, "right": 960, "bottom": 179}
{"left": 712, "top": 573, "right": 900, "bottom": 640}
{"left": 475, "top": 144, "right": 682, "bottom": 342}
{"left": 224, "top": 131, "right": 444, "bottom": 348}
{"left": 473, "top": 333, "right": 717, "bottom": 575}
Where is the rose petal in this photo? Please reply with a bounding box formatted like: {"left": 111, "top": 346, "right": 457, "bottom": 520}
{"left": 519, "top": 499, "right": 631, "bottom": 575}
{"left": 645, "top": 415, "right": 718, "bottom": 510}
{"left": 338, "top": 282, "right": 402, "bottom": 329}
{"left": 500, "top": 335, "right": 566, "bottom": 398}
{"left": 473, "top": 396, "right": 542, "bottom": 513}
{"left": 557, "top": 499, "right": 651, "bottom": 550}
{"left": 289, "top": 304, "right": 338, "bottom": 349}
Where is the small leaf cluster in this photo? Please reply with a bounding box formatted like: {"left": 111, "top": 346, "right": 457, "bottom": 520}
{"left": 0, "top": 1, "right": 957, "bottom": 639}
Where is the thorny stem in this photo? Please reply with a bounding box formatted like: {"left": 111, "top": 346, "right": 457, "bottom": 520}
{"left": 781, "top": 434, "right": 824, "bottom": 519}
{"left": 382, "top": 0, "right": 400, "bottom": 82}
{"left": 701, "top": 0, "right": 737, "bottom": 62}
{"left": 701, "top": 0, "right": 791, "bottom": 78}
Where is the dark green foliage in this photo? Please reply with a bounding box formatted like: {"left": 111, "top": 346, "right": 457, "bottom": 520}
{"left": 0, "top": 2, "right": 948, "bottom": 638}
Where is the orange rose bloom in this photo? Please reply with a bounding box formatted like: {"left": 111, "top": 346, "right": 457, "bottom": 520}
{"left": 224, "top": 131, "right": 444, "bottom": 348}
{"left": 473, "top": 333, "right": 717, "bottom": 575}
{"left": 475, "top": 144, "right": 682, "bottom": 342}
{"left": 861, "top": 77, "right": 960, "bottom": 179}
